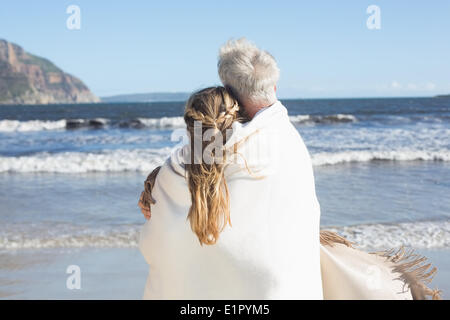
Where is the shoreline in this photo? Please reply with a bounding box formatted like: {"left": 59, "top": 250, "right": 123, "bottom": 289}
{"left": 1, "top": 247, "right": 448, "bottom": 300}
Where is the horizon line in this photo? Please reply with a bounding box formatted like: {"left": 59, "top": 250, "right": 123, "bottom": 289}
{"left": 98, "top": 92, "right": 447, "bottom": 100}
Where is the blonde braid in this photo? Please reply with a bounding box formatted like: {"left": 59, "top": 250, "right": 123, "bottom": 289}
{"left": 183, "top": 87, "right": 240, "bottom": 245}
{"left": 185, "top": 98, "right": 240, "bottom": 130}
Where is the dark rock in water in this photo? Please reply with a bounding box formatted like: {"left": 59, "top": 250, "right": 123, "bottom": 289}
{"left": 0, "top": 39, "right": 100, "bottom": 105}
{"left": 66, "top": 119, "right": 106, "bottom": 129}
{"left": 66, "top": 119, "right": 86, "bottom": 129}
{"left": 88, "top": 119, "right": 105, "bottom": 128}
{"left": 119, "top": 119, "right": 145, "bottom": 129}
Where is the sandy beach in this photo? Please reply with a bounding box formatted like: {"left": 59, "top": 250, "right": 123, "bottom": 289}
{"left": 1, "top": 247, "right": 448, "bottom": 299}
{"left": 0, "top": 248, "right": 148, "bottom": 299}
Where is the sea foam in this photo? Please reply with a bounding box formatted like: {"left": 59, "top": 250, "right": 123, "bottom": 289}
{"left": 311, "top": 150, "right": 450, "bottom": 166}
{"left": 0, "top": 114, "right": 356, "bottom": 132}
{"left": 0, "top": 148, "right": 172, "bottom": 173}
{"left": 0, "top": 148, "right": 449, "bottom": 173}
{"left": 289, "top": 114, "right": 357, "bottom": 124}
{"left": 0, "top": 220, "right": 448, "bottom": 250}
{"left": 326, "top": 220, "right": 450, "bottom": 250}
{"left": 0, "top": 119, "right": 67, "bottom": 132}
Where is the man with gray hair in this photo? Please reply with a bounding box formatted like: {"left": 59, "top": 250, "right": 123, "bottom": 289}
{"left": 138, "top": 38, "right": 324, "bottom": 299}
{"left": 215, "top": 38, "right": 323, "bottom": 297}
{"left": 218, "top": 38, "right": 280, "bottom": 118}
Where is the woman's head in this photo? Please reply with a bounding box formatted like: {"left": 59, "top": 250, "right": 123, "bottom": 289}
{"left": 183, "top": 86, "right": 241, "bottom": 245}
{"left": 184, "top": 86, "right": 240, "bottom": 133}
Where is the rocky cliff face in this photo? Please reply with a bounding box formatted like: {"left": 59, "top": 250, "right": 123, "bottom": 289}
{"left": 0, "top": 39, "right": 100, "bottom": 104}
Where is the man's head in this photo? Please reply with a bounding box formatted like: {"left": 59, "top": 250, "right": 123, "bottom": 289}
{"left": 218, "top": 38, "right": 280, "bottom": 117}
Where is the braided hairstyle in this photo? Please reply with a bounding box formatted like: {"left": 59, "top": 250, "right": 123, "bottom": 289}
{"left": 184, "top": 87, "right": 243, "bottom": 245}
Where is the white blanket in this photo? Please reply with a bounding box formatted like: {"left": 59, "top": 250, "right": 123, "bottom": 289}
{"left": 139, "top": 101, "right": 324, "bottom": 299}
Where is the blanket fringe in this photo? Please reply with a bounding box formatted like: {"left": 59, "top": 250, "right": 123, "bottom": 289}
{"left": 370, "top": 247, "right": 442, "bottom": 300}
{"left": 319, "top": 230, "right": 354, "bottom": 248}
{"left": 320, "top": 230, "right": 442, "bottom": 300}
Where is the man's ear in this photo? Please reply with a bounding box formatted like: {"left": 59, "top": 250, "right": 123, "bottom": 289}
{"left": 274, "top": 85, "right": 277, "bottom": 92}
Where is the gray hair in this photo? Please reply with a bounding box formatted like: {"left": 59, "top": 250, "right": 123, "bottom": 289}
{"left": 218, "top": 38, "right": 280, "bottom": 105}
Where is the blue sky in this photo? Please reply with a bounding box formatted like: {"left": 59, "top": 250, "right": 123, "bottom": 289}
{"left": 1, "top": 0, "right": 449, "bottom": 98}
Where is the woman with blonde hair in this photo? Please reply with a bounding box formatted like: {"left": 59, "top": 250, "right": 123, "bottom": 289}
{"left": 138, "top": 86, "right": 440, "bottom": 300}
{"left": 139, "top": 86, "right": 324, "bottom": 299}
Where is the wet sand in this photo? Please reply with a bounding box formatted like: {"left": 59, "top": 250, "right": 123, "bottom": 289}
{"left": 0, "top": 248, "right": 148, "bottom": 299}
{"left": 0, "top": 247, "right": 448, "bottom": 299}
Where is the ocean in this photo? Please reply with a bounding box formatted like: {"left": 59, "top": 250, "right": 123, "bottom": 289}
{"left": 0, "top": 97, "right": 449, "bottom": 299}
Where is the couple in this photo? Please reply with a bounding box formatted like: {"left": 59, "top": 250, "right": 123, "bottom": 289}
{"left": 138, "top": 39, "right": 440, "bottom": 300}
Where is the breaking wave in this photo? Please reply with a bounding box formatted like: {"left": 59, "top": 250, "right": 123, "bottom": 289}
{"left": 289, "top": 114, "right": 357, "bottom": 124}
{"left": 0, "top": 114, "right": 356, "bottom": 132}
{"left": 0, "top": 223, "right": 141, "bottom": 249}
{"left": 0, "top": 148, "right": 172, "bottom": 173}
{"left": 0, "top": 220, "right": 448, "bottom": 250}
{"left": 0, "top": 117, "right": 186, "bottom": 132}
{"left": 0, "top": 119, "right": 67, "bottom": 132}
{"left": 324, "top": 220, "right": 450, "bottom": 250}
{"left": 311, "top": 150, "right": 450, "bottom": 166}
{"left": 0, "top": 148, "right": 449, "bottom": 173}
{"left": 0, "top": 117, "right": 185, "bottom": 132}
